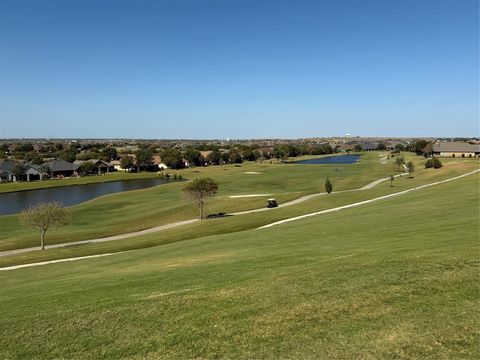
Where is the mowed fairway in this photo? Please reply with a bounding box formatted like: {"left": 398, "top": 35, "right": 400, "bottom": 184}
{"left": 0, "top": 172, "right": 478, "bottom": 359}
{"left": 0, "top": 152, "right": 399, "bottom": 252}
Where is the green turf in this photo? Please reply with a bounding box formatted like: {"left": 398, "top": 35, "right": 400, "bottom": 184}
{"left": 0, "top": 152, "right": 398, "bottom": 250}
{"left": 0, "top": 171, "right": 478, "bottom": 359}
{"left": 0, "top": 153, "right": 477, "bottom": 262}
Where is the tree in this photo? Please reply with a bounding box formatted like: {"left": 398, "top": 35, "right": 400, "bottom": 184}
{"left": 395, "top": 156, "right": 405, "bottom": 172}
{"left": 394, "top": 144, "right": 405, "bottom": 152}
{"left": 14, "top": 143, "right": 34, "bottom": 153}
{"left": 206, "top": 150, "right": 222, "bottom": 165}
{"left": 20, "top": 202, "right": 71, "bottom": 250}
{"left": 80, "top": 161, "right": 97, "bottom": 175}
{"left": 390, "top": 174, "right": 394, "bottom": 187}
{"left": 135, "top": 148, "right": 154, "bottom": 170}
{"left": 272, "top": 145, "right": 287, "bottom": 162}
{"left": 229, "top": 149, "right": 243, "bottom": 164}
{"left": 376, "top": 143, "right": 386, "bottom": 151}
{"left": 432, "top": 157, "right": 442, "bottom": 169}
{"left": 182, "top": 178, "right": 219, "bottom": 220}
{"left": 184, "top": 148, "right": 203, "bottom": 167}
{"left": 120, "top": 155, "right": 135, "bottom": 171}
{"left": 354, "top": 144, "right": 363, "bottom": 152}
{"left": 55, "top": 150, "right": 77, "bottom": 162}
{"left": 325, "top": 177, "right": 333, "bottom": 194}
{"left": 24, "top": 151, "right": 42, "bottom": 164}
{"left": 103, "top": 147, "right": 118, "bottom": 161}
{"left": 161, "top": 148, "right": 184, "bottom": 169}
{"left": 409, "top": 140, "right": 429, "bottom": 155}
{"left": 11, "top": 163, "right": 24, "bottom": 181}
{"left": 406, "top": 161, "right": 415, "bottom": 176}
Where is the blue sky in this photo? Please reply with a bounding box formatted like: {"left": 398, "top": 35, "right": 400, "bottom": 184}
{"left": 0, "top": 0, "right": 478, "bottom": 139}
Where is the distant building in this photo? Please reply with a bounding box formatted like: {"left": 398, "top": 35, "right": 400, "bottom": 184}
{"left": 432, "top": 142, "right": 480, "bottom": 158}
{"left": 73, "top": 159, "right": 113, "bottom": 173}
{"left": 0, "top": 160, "right": 19, "bottom": 182}
{"left": 42, "top": 159, "right": 80, "bottom": 178}
{"left": 361, "top": 143, "right": 377, "bottom": 151}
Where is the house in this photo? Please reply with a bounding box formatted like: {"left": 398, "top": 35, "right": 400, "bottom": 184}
{"left": 73, "top": 159, "right": 113, "bottom": 173}
{"left": 361, "top": 143, "right": 377, "bottom": 151}
{"left": 432, "top": 142, "right": 480, "bottom": 158}
{"left": 0, "top": 160, "right": 45, "bottom": 182}
{"left": 0, "top": 160, "right": 19, "bottom": 182}
{"left": 153, "top": 155, "right": 168, "bottom": 170}
{"left": 22, "top": 164, "right": 44, "bottom": 181}
{"left": 109, "top": 160, "right": 123, "bottom": 171}
{"left": 199, "top": 151, "right": 212, "bottom": 159}
{"left": 42, "top": 159, "right": 80, "bottom": 178}
{"left": 335, "top": 144, "right": 355, "bottom": 152}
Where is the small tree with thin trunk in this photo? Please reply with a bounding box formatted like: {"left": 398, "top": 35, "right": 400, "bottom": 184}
{"left": 406, "top": 161, "right": 415, "bottom": 177}
{"left": 395, "top": 156, "right": 405, "bottom": 172}
{"left": 390, "top": 174, "right": 394, "bottom": 187}
{"left": 325, "top": 177, "right": 333, "bottom": 194}
{"left": 20, "top": 202, "right": 71, "bottom": 250}
{"left": 182, "top": 177, "right": 219, "bottom": 220}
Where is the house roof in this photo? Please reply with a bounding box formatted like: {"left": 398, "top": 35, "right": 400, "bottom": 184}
{"left": 23, "top": 163, "right": 44, "bottom": 175}
{"left": 43, "top": 159, "right": 79, "bottom": 172}
{"left": 362, "top": 143, "right": 377, "bottom": 150}
{"left": 433, "top": 142, "right": 480, "bottom": 153}
{"left": 0, "top": 160, "right": 20, "bottom": 172}
{"left": 73, "top": 159, "right": 109, "bottom": 166}
{"left": 200, "top": 151, "right": 212, "bottom": 158}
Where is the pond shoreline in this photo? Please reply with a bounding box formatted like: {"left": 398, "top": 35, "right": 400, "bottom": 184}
{"left": 0, "top": 178, "right": 184, "bottom": 216}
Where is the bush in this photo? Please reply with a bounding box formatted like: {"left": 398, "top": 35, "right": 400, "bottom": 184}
{"left": 432, "top": 158, "right": 443, "bottom": 169}
{"left": 425, "top": 158, "right": 442, "bottom": 169}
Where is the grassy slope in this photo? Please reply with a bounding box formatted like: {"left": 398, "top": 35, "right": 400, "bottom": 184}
{"left": 0, "top": 173, "right": 478, "bottom": 359}
{"left": 0, "top": 156, "right": 477, "bottom": 268}
{"left": 0, "top": 152, "right": 400, "bottom": 251}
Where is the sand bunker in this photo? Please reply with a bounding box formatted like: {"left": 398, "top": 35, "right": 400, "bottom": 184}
{"left": 229, "top": 194, "right": 272, "bottom": 198}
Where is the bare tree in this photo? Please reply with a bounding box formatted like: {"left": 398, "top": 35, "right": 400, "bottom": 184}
{"left": 20, "top": 202, "right": 71, "bottom": 250}
{"left": 182, "top": 178, "right": 219, "bottom": 220}
{"left": 406, "top": 161, "right": 415, "bottom": 177}
{"left": 395, "top": 156, "right": 405, "bottom": 172}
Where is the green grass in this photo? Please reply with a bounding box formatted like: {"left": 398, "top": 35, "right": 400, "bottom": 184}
{"left": 0, "top": 152, "right": 398, "bottom": 250}
{"left": 0, "top": 171, "right": 478, "bottom": 359}
{"left": 0, "top": 153, "right": 477, "bottom": 263}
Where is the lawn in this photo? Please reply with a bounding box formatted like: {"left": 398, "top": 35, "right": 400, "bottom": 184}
{"left": 0, "top": 169, "right": 478, "bottom": 359}
{"left": 0, "top": 152, "right": 400, "bottom": 251}
{"left": 0, "top": 153, "right": 477, "bottom": 262}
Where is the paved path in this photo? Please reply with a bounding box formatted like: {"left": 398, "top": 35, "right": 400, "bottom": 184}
{"left": 259, "top": 169, "right": 480, "bottom": 229}
{"left": 0, "top": 252, "right": 123, "bottom": 271}
{"left": 1, "top": 169, "right": 478, "bottom": 270}
{"left": 0, "top": 219, "right": 199, "bottom": 257}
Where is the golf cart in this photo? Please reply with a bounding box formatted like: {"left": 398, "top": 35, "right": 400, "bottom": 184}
{"left": 267, "top": 198, "right": 278, "bottom": 208}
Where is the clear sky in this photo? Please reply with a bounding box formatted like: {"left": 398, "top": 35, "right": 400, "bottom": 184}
{"left": 0, "top": 0, "right": 478, "bottom": 139}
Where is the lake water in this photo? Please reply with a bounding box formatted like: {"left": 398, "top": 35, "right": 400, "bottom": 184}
{"left": 293, "top": 154, "right": 361, "bottom": 165}
{"left": 0, "top": 178, "right": 171, "bottom": 216}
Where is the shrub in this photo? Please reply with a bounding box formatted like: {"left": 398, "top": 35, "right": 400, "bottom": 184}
{"left": 425, "top": 159, "right": 433, "bottom": 168}
{"left": 432, "top": 158, "right": 443, "bottom": 169}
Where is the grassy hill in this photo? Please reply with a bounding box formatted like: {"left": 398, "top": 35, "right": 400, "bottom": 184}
{"left": 0, "top": 171, "right": 478, "bottom": 359}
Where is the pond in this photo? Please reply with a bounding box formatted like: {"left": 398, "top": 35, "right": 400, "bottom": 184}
{"left": 293, "top": 154, "right": 361, "bottom": 165}
{"left": 0, "top": 178, "right": 172, "bottom": 216}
